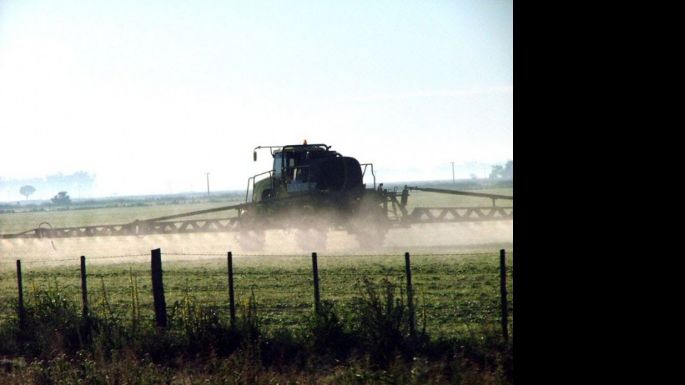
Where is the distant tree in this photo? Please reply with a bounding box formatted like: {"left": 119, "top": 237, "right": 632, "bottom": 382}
{"left": 489, "top": 165, "right": 505, "bottom": 179}
{"left": 489, "top": 160, "right": 513, "bottom": 179}
{"left": 20, "top": 185, "right": 36, "bottom": 200}
{"left": 502, "top": 160, "right": 513, "bottom": 179}
{"left": 51, "top": 191, "right": 71, "bottom": 205}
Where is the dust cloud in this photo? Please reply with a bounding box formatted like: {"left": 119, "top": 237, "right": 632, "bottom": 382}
{"left": 0, "top": 220, "right": 512, "bottom": 269}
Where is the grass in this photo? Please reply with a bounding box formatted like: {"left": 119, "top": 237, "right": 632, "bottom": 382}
{"left": 0, "top": 186, "right": 512, "bottom": 235}
{"left": 0, "top": 252, "right": 514, "bottom": 384}
{"left": 0, "top": 197, "right": 246, "bottom": 234}
{"left": 0, "top": 252, "right": 513, "bottom": 339}
{"left": 403, "top": 188, "right": 513, "bottom": 210}
{"left": 0, "top": 185, "right": 513, "bottom": 383}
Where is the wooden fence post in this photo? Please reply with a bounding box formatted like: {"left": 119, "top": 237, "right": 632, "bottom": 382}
{"left": 80, "top": 256, "right": 89, "bottom": 318}
{"left": 227, "top": 251, "right": 236, "bottom": 328}
{"left": 312, "top": 252, "right": 320, "bottom": 314}
{"left": 405, "top": 252, "right": 416, "bottom": 336}
{"left": 500, "top": 249, "right": 509, "bottom": 342}
{"left": 151, "top": 248, "right": 167, "bottom": 328}
{"left": 16, "top": 260, "right": 25, "bottom": 329}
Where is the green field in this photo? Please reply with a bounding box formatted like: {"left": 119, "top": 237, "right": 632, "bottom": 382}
{"left": 0, "top": 186, "right": 512, "bottom": 235}
{"left": 0, "top": 197, "right": 246, "bottom": 235}
{"left": 0, "top": 251, "right": 512, "bottom": 339}
{"left": 1, "top": 185, "right": 514, "bottom": 331}
{"left": 0, "top": 187, "right": 513, "bottom": 383}
{"left": 0, "top": 251, "right": 514, "bottom": 384}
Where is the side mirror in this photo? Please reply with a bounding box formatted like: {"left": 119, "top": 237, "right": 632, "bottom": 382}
{"left": 253, "top": 151, "right": 257, "bottom": 162}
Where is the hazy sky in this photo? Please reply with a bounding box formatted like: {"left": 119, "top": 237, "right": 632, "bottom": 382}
{"left": 0, "top": 0, "right": 512, "bottom": 198}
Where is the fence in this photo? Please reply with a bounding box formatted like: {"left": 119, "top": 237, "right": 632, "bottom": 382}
{"left": 0, "top": 249, "right": 513, "bottom": 340}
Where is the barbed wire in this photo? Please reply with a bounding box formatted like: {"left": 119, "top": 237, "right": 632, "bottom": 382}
{"left": 1, "top": 270, "right": 505, "bottom": 280}
{"left": 0, "top": 253, "right": 150, "bottom": 265}
{"left": 0, "top": 249, "right": 512, "bottom": 266}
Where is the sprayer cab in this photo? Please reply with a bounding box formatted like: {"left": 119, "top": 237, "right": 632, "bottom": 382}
{"left": 250, "top": 143, "right": 364, "bottom": 206}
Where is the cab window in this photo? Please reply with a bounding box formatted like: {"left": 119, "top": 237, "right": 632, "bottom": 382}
{"left": 273, "top": 154, "right": 283, "bottom": 178}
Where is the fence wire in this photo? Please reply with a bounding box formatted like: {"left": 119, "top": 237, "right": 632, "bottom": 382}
{"left": 0, "top": 250, "right": 509, "bottom": 266}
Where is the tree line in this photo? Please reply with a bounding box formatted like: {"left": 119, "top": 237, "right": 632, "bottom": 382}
{"left": 1, "top": 171, "right": 94, "bottom": 202}
{"left": 490, "top": 160, "right": 513, "bottom": 180}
